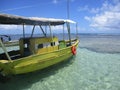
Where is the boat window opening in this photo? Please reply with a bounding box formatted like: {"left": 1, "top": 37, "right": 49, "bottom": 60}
{"left": 19, "top": 38, "right": 32, "bottom": 56}
{"left": 43, "top": 43, "right": 50, "bottom": 47}
{"left": 24, "top": 44, "right": 28, "bottom": 48}
{"left": 24, "top": 42, "right": 31, "bottom": 54}
{"left": 51, "top": 42, "right": 55, "bottom": 46}
{"left": 37, "top": 44, "right": 43, "bottom": 49}
{"left": 55, "top": 41, "right": 59, "bottom": 46}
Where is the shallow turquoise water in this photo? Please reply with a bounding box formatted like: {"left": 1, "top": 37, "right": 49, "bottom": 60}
{"left": 0, "top": 48, "right": 120, "bottom": 90}
{"left": 0, "top": 34, "right": 120, "bottom": 90}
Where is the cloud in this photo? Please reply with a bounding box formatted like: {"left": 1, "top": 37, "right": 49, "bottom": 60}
{"left": 84, "top": 16, "right": 91, "bottom": 21}
{"left": 52, "top": 0, "right": 75, "bottom": 5}
{"left": 113, "top": 0, "right": 120, "bottom": 4}
{"left": 0, "top": 25, "right": 25, "bottom": 32}
{"left": 0, "top": 5, "right": 35, "bottom": 13}
{"left": 78, "top": 1, "right": 119, "bottom": 14}
{"left": 85, "top": 1, "right": 120, "bottom": 31}
{"left": 78, "top": 5, "right": 89, "bottom": 12}
{"left": 90, "top": 12, "right": 120, "bottom": 29}
{"left": 52, "top": 0, "right": 59, "bottom": 4}
{"left": 90, "top": 8, "right": 100, "bottom": 13}
{"left": 70, "top": 0, "right": 75, "bottom": 2}
{"left": 0, "top": 25, "right": 18, "bottom": 30}
{"left": 78, "top": 5, "right": 101, "bottom": 14}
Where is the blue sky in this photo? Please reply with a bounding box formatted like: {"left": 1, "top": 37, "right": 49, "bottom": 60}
{"left": 0, "top": 0, "right": 120, "bottom": 34}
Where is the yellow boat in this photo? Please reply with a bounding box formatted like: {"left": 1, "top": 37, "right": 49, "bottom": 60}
{"left": 0, "top": 14, "right": 79, "bottom": 76}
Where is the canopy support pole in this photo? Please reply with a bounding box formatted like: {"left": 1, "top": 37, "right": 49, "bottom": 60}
{"left": 0, "top": 39, "right": 11, "bottom": 61}
{"left": 39, "top": 25, "right": 46, "bottom": 37}
{"left": 49, "top": 23, "right": 54, "bottom": 46}
{"left": 23, "top": 23, "right": 25, "bottom": 38}
{"left": 45, "top": 25, "right": 47, "bottom": 35}
{"left": 67, "top": 23, "right": 71, "bottom": 45}
{"left": 76, "top": 23, "right": 78, "bottom": 39}
{"left": 63, "top": 24, "right": 65, "bottom": 40}
{"left": 31, "top": 25, "right": 36, "bottom": 37}
{"left": 49, "top": 23, "right": 52, "bottom": 37}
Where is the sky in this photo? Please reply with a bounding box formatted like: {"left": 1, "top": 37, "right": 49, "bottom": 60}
{"left": 0, "top": 0, "right": 120, "bottom": 34}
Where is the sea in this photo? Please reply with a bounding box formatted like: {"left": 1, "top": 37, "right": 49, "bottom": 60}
{"left": 0, "top": 34, "right": 120, "bottom": 90}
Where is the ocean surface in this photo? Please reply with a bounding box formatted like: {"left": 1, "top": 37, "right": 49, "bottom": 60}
{"left": 0, "top": 34, "right": 120, "bottom": 90}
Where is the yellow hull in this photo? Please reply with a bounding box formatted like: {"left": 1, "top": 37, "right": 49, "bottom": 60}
{"left": 0, "top": 39, "right": 79, "bottom": 76}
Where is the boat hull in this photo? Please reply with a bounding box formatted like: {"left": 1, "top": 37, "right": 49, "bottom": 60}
{"left": 0, "top": 39, "right": 79, "bottom": 76}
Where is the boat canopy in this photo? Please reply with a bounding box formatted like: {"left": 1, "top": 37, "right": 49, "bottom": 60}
{"left": 0, "top": 13, "right": 76, "bottom": 26}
